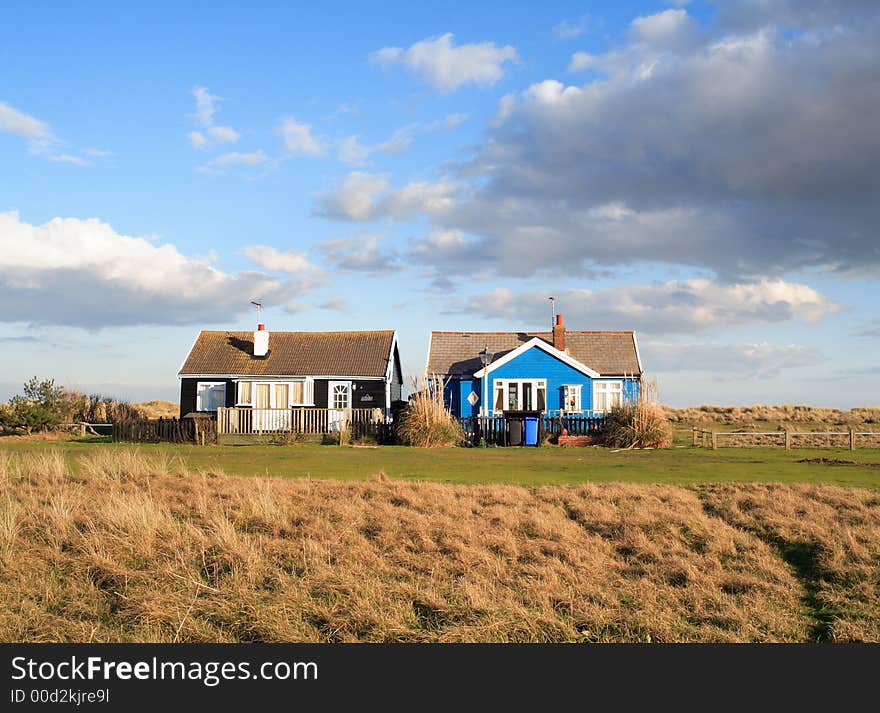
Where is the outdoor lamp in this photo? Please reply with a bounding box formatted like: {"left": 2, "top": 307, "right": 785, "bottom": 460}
{"left": 479, "top": 346, "right": 494, "bottom": 368}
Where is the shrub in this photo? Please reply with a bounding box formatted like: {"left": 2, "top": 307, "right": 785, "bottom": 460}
{"left": 600, "top": 378, "right": 672, "bottom": 449}
{"left": 396, "top": 377, "right": 464, "bottom": 447}
{"left": 1, "top": 378, "right": 68, "bottom": 434}
{"left": 63, "top": 391, "right": 145, "bottom": 424}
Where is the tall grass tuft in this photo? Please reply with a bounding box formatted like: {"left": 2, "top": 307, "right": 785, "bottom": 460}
{"left": 600, "top": 377, "right": 672, "bottom": 449}
{"left": 396, "top": 377, "right": 464, "bottom": 447}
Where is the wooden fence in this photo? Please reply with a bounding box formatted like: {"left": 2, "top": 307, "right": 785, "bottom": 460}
{"left": 112, "top": 417, "right": 216, "bottom": 444}
{"left": 693, "top": 427, "right": 880, "bottom": 450}
{"left": 461, "top": 413, "right": 606, "bottom": 446}
{"left": 217, "top": 407, "right": 387, "bottom": 439}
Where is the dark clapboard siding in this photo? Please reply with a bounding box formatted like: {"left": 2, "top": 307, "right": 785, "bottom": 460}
{"left": 181, "top": 377, "right": 389, "bottom": 415}
{"left": 179, "top": 378, "right": 235, "bottom": 418}
{"left": 390, "top": 348, "right": 403, "bottom": 403}
{"left": 312, "top": 379, "right": 386, "bottom": 409}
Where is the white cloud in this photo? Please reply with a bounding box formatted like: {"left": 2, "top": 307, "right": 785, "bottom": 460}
{"left": 314, "top": 172, "right": 460, "bottom": 223}
{"left": 370, "top": 33, "right": 518, "bottom": 92}
{"left": 192, "top": 86, "right": 219, "bottom": 127}
{"left": 454, "top": 279, "right": 839, "bottom": 334}
{"left": 0, "top": 100, "right": 100, "bottom": 165}
{"left": 241, "top": 245, "right": 318, "bottom": 274}
{"left": 337, "top": 130, "right": 412, "bottom": 166}
{"left": 380, "top": 181, "right": 458, "bottom": 219}
{"left": 568, "top": 52, "right": 599, "bottom": 72}
{"left": 188, "top": 131, "right": 208, "bottom": 149}
{"left": 318, "top": 236, "right": 398, "bottom": 273}
{"left": 400, "top": 9, "right": 880, "bottom": 279}
{"left": 642, "top": 341, "right": 820, "bottom": 376}
{"left": 207, "top": 125, "right": 240, "bottom": 143}
{"left": 337, "top": 136, "right": 370, "bottom": 166}
{"left": 0, "top": 211, "right": 312, "bottom": 327}
{"left": 187, "top": 86, "right": 240, "bottom": 149}
{"left": 554, "top": 17, "right": 589, "bottom": 40}
{"left": 198, "top": 150, "right": 267, "bottom": 173}
{"left": 277, "top": 117, "right": 323, "bottom": 155}
{"left": 630, "top": 9, "right": 698, "bottom": 50}
{"left": 0, "top": 101, "right": 52, "bottom": 140}
{"left": 313, "top": 172, "right": 389, "bottom": 221}
{"left": 335, "top": 116, "right": 465, "bottom": 166}
{"left": 424, "top": 113, "right": 469, "bottom": 130}
{"left": 317, "top": 297, "right": 348, "bottom": 312}
{"left": 49, "top": 154, "right": 89, "bottom": 166}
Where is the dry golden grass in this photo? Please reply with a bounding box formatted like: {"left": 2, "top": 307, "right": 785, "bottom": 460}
{"left": 134, "top": 400, "right": 179, "bottom": 419}
{"left": 601, "top": 385, "right": 672, "bottom": 449}
{"left": 396, "top": 377, "right": 464, "bottom": 447}
{"left": 664, "top": 404, "right": 880, "bottom": 426}
{"left": 1, "top": 450, "right": 878, "bottom": 643}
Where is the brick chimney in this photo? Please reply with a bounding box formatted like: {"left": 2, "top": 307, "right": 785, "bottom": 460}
{"left": 553, "top": 314, "right": 566, "bottom": 351}
{"left": 253, "top": 323, "right": 269, "bottom": 357}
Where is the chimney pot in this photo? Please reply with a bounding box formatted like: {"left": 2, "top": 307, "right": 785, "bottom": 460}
{"left": 253, "top": 324, "right": 269, "bottom": 357}
{"left": 553, "top": 314, "right": 566, "bottom": 351}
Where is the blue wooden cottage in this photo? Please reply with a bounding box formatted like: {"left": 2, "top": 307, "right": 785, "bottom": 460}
{"left": 426, "top": 315, "right": 642, "bottom": 419}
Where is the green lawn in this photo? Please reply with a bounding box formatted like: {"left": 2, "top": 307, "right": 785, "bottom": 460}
{"left": 3, "top": 437, "right": 880, "bottom": 487}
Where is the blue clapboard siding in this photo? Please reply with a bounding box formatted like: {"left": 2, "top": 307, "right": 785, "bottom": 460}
{"left": 443, "top": 344, "right": 639, "bottom": 418}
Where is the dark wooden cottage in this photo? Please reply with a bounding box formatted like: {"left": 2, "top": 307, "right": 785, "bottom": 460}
{"left": 177, "top": 324, "right": 403, "bottom": 421}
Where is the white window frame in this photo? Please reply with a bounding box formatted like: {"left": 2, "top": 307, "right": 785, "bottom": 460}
{"left": 328, "top": 380, "right": 353, "bottom": 411}
{"left": 236, "top": 381, "right": 252, "bottom": 406}
{"left": 233, "top": 378, "right": 313, "bottom": 407}
{"left": 562, "top": 384, "right": 583, "bottom": 413}
{"left": 491, "top": 379, "right": 547, "bottom": 414}
{"left": 196, "top": 381, "right": 226, "bottom": 412}
{"left": 593, "top": 380, "right": 624, "bottom": 413}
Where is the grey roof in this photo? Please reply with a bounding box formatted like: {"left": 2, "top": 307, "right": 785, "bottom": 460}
{"left": 427, "top": 331, "right": 642, "bottom": 377}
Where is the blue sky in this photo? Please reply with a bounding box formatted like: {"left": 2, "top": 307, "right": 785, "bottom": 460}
{"left": 1, "top": 0, "right": 878, "bottom": 407}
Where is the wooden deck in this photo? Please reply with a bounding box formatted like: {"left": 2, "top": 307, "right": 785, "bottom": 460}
{"left": 217, "top": 407, "right": 386, "bottom": 438}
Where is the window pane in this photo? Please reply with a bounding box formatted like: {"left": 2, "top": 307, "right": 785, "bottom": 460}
{"left": 206, "top": 384, "right": 225, "bottom": 411}
{"left": 537, "top": 387, "right": 546, "bottom": 411}
{"left": 333, "top": 384, "right": 349, "bottom": 409}
{"left": 291, "top": 381, "right": 304, "bottom": 405}
{"left": 238, "top": 382, "right": 252, "bottom": 405}
{"left": 494, "top": 384, "right": 503, "bottom": 412}
{"left": 522, "top": 383, "right": 533, "bottom": 410}
{"left": 508, "top": 383, "right": 517, "bottom": 410}
{"left": 274, "top": 383, "right": 289, "bottom": 408}
{"left": 254, "top": 384, "right": 270, "bottom": 409}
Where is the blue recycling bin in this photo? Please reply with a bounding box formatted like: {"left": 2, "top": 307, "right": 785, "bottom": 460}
{"left": 524, "top": 416, "right": 539, "bottom": 446}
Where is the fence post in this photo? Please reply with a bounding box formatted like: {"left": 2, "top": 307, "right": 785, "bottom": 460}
{"left": 785, "top": 430, "right": 791, "bottom": 450}
{"left": 692, "top": 428, "right": 698, "bottom": 447}
{"left": 850, "top": 427, "right": 855, "bottom": 451}
{"left": 711, "top": 431, "right": 717, "bottom": 450}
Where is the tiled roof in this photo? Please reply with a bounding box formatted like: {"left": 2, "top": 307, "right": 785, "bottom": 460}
{"left": 179, "top": 330, "right": 395, "bottom": 377}
{"left": 427, "top": 331, "right": 641, "bottom": 376}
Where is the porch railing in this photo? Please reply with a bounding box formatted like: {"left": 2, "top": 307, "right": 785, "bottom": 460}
{"left": 217, "top": 407, "right": 386, "bottom": 437}
{"left": 460, "top": 412, "right": 606, "bottom": 446}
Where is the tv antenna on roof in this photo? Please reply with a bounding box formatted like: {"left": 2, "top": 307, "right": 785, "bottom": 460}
{"left": 250, "top": 300, "right": 262, "bottom": 321}
{"left": 548, "top": 296, "right": 556, "bottom": 328}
